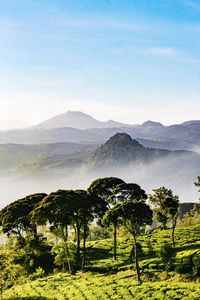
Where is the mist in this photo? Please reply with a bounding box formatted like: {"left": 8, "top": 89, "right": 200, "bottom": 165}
{"left": 0, "top": 151, "right": 199, "bottom": 209}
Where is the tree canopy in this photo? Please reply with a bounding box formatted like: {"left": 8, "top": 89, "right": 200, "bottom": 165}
{"left": 149, "top": 187, "right": 179, "bottom": 246}
{"left": 0, "top": 193, "right": 47, "bottom": 236}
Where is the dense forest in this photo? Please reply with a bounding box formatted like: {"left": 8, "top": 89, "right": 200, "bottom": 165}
{"left": 0, "top": 176, "right": 200, "bottom": 299}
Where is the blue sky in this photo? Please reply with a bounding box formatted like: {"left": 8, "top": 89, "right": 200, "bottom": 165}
{"left": 0, "top": 0, "right": 200, "bottom": 128}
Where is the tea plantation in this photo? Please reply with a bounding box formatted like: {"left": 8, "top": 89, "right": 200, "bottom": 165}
{"left": 2, "top": 224, "right": 200, "bottom": 300}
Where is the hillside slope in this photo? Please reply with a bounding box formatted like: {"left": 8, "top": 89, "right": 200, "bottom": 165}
{"left": 3, "top": 225, "right": 200, "bottom": 300}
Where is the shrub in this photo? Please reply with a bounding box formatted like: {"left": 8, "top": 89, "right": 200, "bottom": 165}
{"left": 158, "top": 242, "right": 175, "bottom": 270}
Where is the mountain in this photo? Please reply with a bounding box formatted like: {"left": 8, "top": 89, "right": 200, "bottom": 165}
{"left": 91, "top": 132, "right": 146, "bottom": 164}
{"left": 35, "top": 111, "right": 126, "bottom": 129}
{"left": 0, "top": 142, "right": 97, "bottom": 170}
{"left": 90, "top": 132, "right": 197, "bottom": 167}
{"left": 0, "top": 112, "right": 199, "bottom": 152}
{"left": 2, "top": 132, "right": 199, "bottom": 176}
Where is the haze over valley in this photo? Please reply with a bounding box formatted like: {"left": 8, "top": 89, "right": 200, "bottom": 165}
{"left": 0, "top": 111, "right": 199, "bottom": 208}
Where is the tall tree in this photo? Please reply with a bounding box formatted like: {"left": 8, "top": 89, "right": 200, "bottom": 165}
{"left": 0, "top": 193, "right": 47, "bottom": 237}
{"left": 88, "top": 177, "right": 125, "bottom": 260}
{"left": 149, "top": 187, "right": 179, "bottom": 246}
{"left": 73, "top": 190, "right": 107, "bottom": 267}
{"left": 31, "top": 190, "right": 76, "bottom": 273}
{"left": 108, "top": 200, "right": 152, "bottom": 283}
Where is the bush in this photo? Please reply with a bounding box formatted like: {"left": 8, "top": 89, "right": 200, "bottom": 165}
{"left": 158, "top": 242, "right": 175, "bottom": 270}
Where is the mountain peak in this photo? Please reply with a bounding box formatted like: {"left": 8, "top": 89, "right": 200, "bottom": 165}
{"left": 92, "top": 132, "right": 144, "bottom": 165}
{"left": 142, "top": 120, "right": 163, "bottom": 127}
{"left": 35, "top": 111, "right": 125, "bottom": 130}
{"left": 108, "top": 132, "right": 141, "bottom": 147}
{"left": 66, "top": 111, "right": 94, "bottom": 118}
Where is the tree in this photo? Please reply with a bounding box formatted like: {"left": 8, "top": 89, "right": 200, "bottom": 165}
{"left": 77, "top": 191, "right": 107, "bottom": 267}
{"left": 0, "top": 193, "right": 47, "bottom": 237}
{"left": 149, "top": 187, "right": 179, "bottom": 246}
{"left": 72, "top": 190, "right": 107, "bottom": 266}
{"left": 88, "top": 177, "right": 125, "bottom": 260}
{"left": 110, "top": 200, "right": 152, "bottom": 283}
{"left": 31, "top": 190, "right": 76, "bottom": 273}
{"left": 114, "top": 183, "right": 147, "bottom": 203}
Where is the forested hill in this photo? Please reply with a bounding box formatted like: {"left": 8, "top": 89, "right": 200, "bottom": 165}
{"left": 90, "top": 132, "right": 199, "bottom": 167}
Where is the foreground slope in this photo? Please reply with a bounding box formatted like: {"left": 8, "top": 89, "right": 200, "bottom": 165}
{"left": 3, "top": 272, "right": 200, "bottom": 300}
{"left": 3, "top": 225, "right": 200, "bottom": 300}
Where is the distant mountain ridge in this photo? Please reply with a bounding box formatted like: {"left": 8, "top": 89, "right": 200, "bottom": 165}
{"left": 35, "top": 111, "right": 126, "bottom": 129}
{"left": 0, "top": 111, "right": 199, "bottom": 152}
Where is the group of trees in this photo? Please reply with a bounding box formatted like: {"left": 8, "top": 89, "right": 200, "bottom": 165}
{"left": 1, "top": 176, "right": 199, "bottom": 284}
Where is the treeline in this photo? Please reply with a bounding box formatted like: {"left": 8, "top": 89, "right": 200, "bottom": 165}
{"left": 0, "top": 176, "right": 200, "bottom": 286}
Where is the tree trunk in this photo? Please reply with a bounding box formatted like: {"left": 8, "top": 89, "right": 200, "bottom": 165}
{"left": 113, "top": 222, "right": 117, "bottom": 261}
{"left": 61, "top": 225, "right": 71, "bottom": 274}
{"left": 65, "top": 243, "right": 72, "bottom": 275}
{"left": 82, "top": 223, "right": 87, "bottom": 268}
{"left": 76, "top": 226, "right": 81, "bottom": 263}
{"left": 172, "top": 216, "right": 177, "bottom": 247}
{"left": 33, "top": 224, "right": 38, "bottom": 241}
{"left": 133, "top": 233, "right": 141, "bottom": 284}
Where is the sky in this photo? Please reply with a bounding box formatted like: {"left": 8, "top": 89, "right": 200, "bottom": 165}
{"left": 0, "top": 0, "right": 200, "bottom": 128}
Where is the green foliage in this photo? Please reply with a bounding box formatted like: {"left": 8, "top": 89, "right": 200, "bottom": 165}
{"left": 158, "top": 242, "right": 175, "bottom": 270}
{"left": 1, "top": 177, "right": 200, "bottom": 299}
{"left": 88, "top": 177, "right": 125, "bottom": 206}
{"left": 1, "top": 224, "right": 200, "bottom": 299}
{"left": 3, "top": 272, "right": 200, "bottom": 300}
{"left": 30, "top": 190, "right": 75, "bottom": 236}
{"left": 88, "top": 224, "right": 111, "bottom": 241}
{"left": 149, "top": 187, "right": 179, "bottom": 229}
{"left": 51, "top": 242, "right": 76, "bottom": 273}
{"left": 0, "top": 193, "right": 47, "bottom": 235}
{"left": 149, "top": 187, "right": 179, "bottom": 246}
{"left": 88, "top": 177, "right": 125, "bottom": 261}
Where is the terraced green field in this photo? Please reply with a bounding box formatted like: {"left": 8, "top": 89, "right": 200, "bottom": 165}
{"left": 2, "top": 225, "right": 200, "bottom": 300}
{"left": 3, "top": 271, "right": 200, "bottom": 300}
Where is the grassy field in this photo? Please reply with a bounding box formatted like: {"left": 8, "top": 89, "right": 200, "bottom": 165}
{"left": 2, "top": 225, "right": 200, "bottom": 300}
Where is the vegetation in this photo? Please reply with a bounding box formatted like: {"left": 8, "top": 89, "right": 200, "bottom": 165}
{"left": 149, "top": 187, "right": 179, "bottom": 246}
{"left": 2, "top": 271, "right": 200, "bottom": 300}
{"left": 88, "top": 177, "right": 125, "bottom": 260}
{"left": 0, "top": 176, "right": 200, "bottom": 299}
